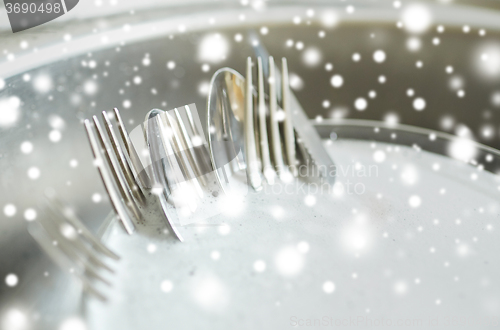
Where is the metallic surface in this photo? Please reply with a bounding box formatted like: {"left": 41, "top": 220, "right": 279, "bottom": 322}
{"left": 2, "top": 2, "right": 500, "bottom": 329}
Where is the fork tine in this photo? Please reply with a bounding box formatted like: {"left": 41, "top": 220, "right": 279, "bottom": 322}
{"left": 146, "top": 111, "right": 173, "bottom": 196}
{"left": 257, "top": 57, "right": 276, "bottom": 185}
{"left": 93, "top": 116, "right": 143, "bottom": 223}
{"left": 50, "top": 231, "right": 113, "bottom": 283}
{"left": 28, "top": 222, "right": 109, "bottom": 301}
{"left": 221, "top": 86, "right": 246, "bottom": 172}
{"left": 162, "top": 114, "right": 201, "bottom": 214}
{"left": 145, "top": 111, "right": 184, "bottom": 242}
{"left": 155, "top": 113, "right": 186, "bottom": 191}
{"left": 173, "top": 107, "right": 208, "bottom": 187}
{"left": 164, "top": 111, "right": 204, "bottom": 199}
{"left": 81, "top": 264, "right": 112, "bottom": 286}
{"left": 84, "top": 119, "right": 135, "bottom": 234}
{"left": 79, "top": 278, "right": 109, "bottom": 302}
{"left": 212, "top": 101, "right": 232, "bottom": 186}
{"left": 183, "top": 105, "right": 213, "bottom": 174}
{"left": 217, "top": 86, "right": 230, "bottom": 141}
{"left": 102, "top": 111, "right": 147, "bottom": 205}
{"left": 113, "top": 108, "right": 153, "bottom": 190}
{"left": 39, "top": 214, "right": 114, "bottom": 284}
{"left": 268, "top": 56, "right": 287, "bottom": 179}
{"left": 37, "top": 206, "right": 116, "bottom": 277}
{"left": 44, "top": 191, "right": 120, "bottom": 260}
{"left": 43, "top": 210, "right": 116, "bottom": 274}
{"left": 244, "top": 57, "right": 263, "bottom": 191}
{"left": 281, "top": 58, "right": 298, "bottom": 177}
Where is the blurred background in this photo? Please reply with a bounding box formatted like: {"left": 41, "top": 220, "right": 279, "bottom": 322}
{"left": 2, "top": 0, "right": 500, "bottom": 328}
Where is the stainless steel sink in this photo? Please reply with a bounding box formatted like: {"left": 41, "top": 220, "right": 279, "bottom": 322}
{"left": 2, "top": 1, "right": 500, "bottom": 329}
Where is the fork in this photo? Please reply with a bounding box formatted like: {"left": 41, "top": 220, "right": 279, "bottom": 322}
{"left": 30, "top": 105, "right": 209, "bottom": 300}
{"left": 242, "top": 55, "right": 337, "bottom": 191}
{"left": 83, "top": 105, "right": 210, "bottom": 242}
{"left": 143, "top": 107, "right": 210, "bottom": 228}
{"left": 84, "top": 107, "right": 184, "bottom": 240}
{"left": 28, "top": 191, "right": 119, "bottom": 301}
{"left": 244, "top": 56, "right": 299, "bottom": 191}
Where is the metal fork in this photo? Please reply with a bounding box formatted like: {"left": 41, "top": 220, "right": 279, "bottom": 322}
{"left": 244, "top": 56, "right": 298, "bottom": 191}
{"left": 243, "top": 56, "right": 336, "bottom": 191}
{"left": 143, "top": 107, "right": 209, "bottom": 229}
{"left": 249, "top": 33, "right": 337, "bottom": 185}
{"left": 84, "top": 106, "right": 209, "bottom": 242}
{"left": 30, "top": 106, "right": 209, "bottom": 300}
{"left": 84, "top": 107, "right": 184, "bottom": 240}
{"left": 28, "top": 191, "right": 119, "bottom": 301}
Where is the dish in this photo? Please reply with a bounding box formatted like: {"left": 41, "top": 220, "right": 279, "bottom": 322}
{"left": 84, "top": 120, "right": 500, "bottom": 329}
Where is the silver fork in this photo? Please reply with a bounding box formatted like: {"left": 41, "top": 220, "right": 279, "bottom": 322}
{"left": 84, "top": 108, "right": 188, "bottom": 241}
{"left": 249, "top": 36, "right": 337, "bottom": 186}
{"left": 28, "top": 191, "right": 119, "bottom": 301}
{"left": 30, "top": 106, "right": 209, "bottom": 300}
{"left": 242, "top": 56, "right": 336, "bottom": 191}
{"left": 244, "top": 56, "right": 299, "bottom": 191}
{"left": 84, "top": 105, "right": 210, "bottom": 242}
{"left": 143, "top": 106, "right": 210, "bottom": 230}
